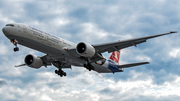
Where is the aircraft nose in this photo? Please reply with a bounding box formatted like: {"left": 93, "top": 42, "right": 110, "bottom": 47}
{"left": 2, "top": 27, "right": 8, "bottom": 35}
{"left": 2, "top": 26, "right": 13, "bottom": 36}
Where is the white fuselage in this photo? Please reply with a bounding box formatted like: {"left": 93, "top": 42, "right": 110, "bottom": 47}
{"left": 2, "top": 23, "right": 119, "bottom": 73}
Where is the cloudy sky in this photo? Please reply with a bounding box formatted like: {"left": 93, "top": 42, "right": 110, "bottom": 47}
{"left": 1, "top": 0, "right": 180, "bottom": 101}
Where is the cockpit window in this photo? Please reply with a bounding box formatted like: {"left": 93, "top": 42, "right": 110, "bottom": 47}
{"left": 6, "top": 24, "right": 14, "bottom": 27}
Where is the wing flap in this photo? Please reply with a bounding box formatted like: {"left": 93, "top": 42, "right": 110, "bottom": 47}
{"left": 63, "top": 65, "right": 71, "bottom": 68}
{"left": 117, "top": 62, "right": 149, "bottom": 68}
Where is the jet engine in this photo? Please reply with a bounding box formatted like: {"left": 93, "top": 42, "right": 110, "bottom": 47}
{"left": 76, "top": 42, "right": 95, "bottom": 57}
{"left": 24, "top": 54, "right": 43, "bottom": 69}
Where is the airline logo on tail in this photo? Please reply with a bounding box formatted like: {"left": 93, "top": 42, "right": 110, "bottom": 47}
{"left": 109, "top": 50, "right": 121, "bottom": 64}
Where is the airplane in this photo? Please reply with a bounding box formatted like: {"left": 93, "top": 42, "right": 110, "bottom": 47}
{"left": 2, "top": 23, "right": 178, "bottom": 77}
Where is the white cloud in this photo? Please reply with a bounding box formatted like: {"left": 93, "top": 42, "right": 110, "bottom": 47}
{"left": 97, "top": 72, "right": 180, "bottom": 101}
{"left": 77, "top": 23, "right": 109, "bottom": 43}
{"left": 0, "top": 42, "right": 9, "bottom": 55}
{"left": 169, "top": 48, "right": 180, "bottom": 58}
{"left": 52, "top": 18, "right": 70, "bottom": 27}
{"left": 1, "top": 0, "right": 180, "bottom": 101}
{"left": 135, "top": 55, "right": 151, "bottom": 62}
{"left": 1, "top": 69, "right": 180, "bottom": 101}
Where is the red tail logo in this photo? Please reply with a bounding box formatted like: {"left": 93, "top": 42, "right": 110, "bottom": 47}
{"left": 109, "top": 50, "right": 121, "bottom": 64}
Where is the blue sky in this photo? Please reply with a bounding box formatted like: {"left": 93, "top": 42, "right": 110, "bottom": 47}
{"left": 0, "top": 0, "right": 180, "bottom": 101}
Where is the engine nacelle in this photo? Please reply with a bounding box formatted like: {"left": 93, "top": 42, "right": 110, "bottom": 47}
{"left": 76, "top": 42, "right": 95, "bottom": 57}
{"left": 24, "top": 54, "right": 43, "bottom": 69}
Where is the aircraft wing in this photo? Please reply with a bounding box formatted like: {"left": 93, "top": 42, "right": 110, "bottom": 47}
{"left": 15, "top": 64, "right": 26, "bottom": 67}
{"left": 93, "top": 31, "right": 177, "bottom": 53}
{"left": 40, "top": 54, "right": 71, "bottom": 68}
{"left": 117, "top": 62, "right": 149, "bottom": 68}
{"left": 15, "top": 54, "right": 71, "bottom": 68}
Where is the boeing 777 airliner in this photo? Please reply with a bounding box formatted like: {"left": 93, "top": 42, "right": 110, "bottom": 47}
{"left": 2, "top": 23, "right": 178, "bottom": 77}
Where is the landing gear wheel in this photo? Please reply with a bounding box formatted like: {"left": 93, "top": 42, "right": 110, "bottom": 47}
{"left": 60, "top": 74, "right": 63, "bottom": 77}
{"left": 55, "top": 69, "right": 67, "bottom": 77}
{"left": 13, "top": 47, "right": 19, "bottom": 52}
{"left": 63, "top": 72, "right": 67, "bottom": 76}
{"left": 55, "top": 70, "right": 58, "bottom": 74}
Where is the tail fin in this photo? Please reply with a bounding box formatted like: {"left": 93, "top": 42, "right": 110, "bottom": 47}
{"left": 109, "top": 50, "right": 121, "bottom": 64}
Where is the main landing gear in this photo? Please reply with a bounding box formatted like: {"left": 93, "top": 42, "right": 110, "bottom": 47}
{"left": 11, "top": 39, "right": 19, "bottom": 52}
{"left": 84, "top": 63, "right": 94, "bottom": 71}
{"left": 52, "top": 61, "right": 67, "bottom": 77}
{"left": 55, "top": 69, "right": 67, "bottom": 77}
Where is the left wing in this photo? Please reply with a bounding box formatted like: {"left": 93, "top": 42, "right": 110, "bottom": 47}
{"left": 66, "top": 31, "right": 177, "bottom": 63}
{"left": 93, "top": 31, "right": 177, "bottom": 53}
{"left": 14, "top": 54, "right": 71, "bottom": 69}
{"left": 15, "top": 64, "right": 26, "bottom": 67}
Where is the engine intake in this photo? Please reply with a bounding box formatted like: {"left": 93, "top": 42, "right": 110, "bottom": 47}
{"left": 24, "top": 54, "right": 43, "bottom": 69}
{"left": 76, "top": 42, "right": 95, "bottom": 57}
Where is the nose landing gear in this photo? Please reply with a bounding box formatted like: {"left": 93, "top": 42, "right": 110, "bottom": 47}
{"left": 13, "top": 47, "right": 19, "bottom": 52}
{"left": 11, "top": 39, "right": 19, "bottom": 52}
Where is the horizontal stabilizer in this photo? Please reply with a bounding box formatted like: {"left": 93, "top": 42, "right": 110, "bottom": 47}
{"left": 15, "top": 64, "right": 26, "bottom": 67}
{"left": 117, "top": 62, "right": 149, "bottom": 68}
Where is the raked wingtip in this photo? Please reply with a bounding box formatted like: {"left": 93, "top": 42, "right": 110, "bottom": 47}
{"left": 170, "top": 31, "right": 178, "bottom": 33}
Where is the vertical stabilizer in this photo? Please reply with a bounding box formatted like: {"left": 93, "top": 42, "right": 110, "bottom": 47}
{"left": 109, "top": 50, "right": 121, "bottom": 64}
